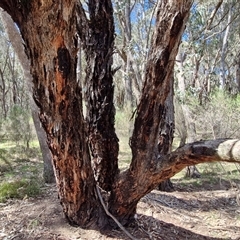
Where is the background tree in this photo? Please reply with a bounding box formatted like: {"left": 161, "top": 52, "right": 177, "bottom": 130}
{"left": 175, "top": 0, "right": 240, "bottom": 100}
{"left": 113, "top": 0, "right": 156, "bottom": 108}
{"left": 0, "top": 0, "right": 239, "bottom": 231}
{"left": 0, "top": 18, "right": 33, "bottom": 147}
{"left": 0, "top": 10, "right": 55, "bottom": 183}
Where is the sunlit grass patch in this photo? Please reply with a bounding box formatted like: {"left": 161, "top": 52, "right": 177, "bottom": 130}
{"left": 0, "top": 140, "right": 44, "bottom": 202}
{"left": 172, "top": 162, "right": 240, "bottom": 190}
{"left": 0, "top": 178, "right": 41, "bottom": 203}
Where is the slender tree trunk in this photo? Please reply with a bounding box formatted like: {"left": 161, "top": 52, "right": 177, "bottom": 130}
{"left": 0, "top": 54, "right": 9, "bottom": 119}
{"left": 124, "top": 0, "right": 134, "bottom": 108}
{"left": 176, "top": 50, "right": 186, "bottom": 96}
{"left": 220, "top": 7, "right": 231, "bottom": 89}
{"left": 0, "top": 10, "right": 55, "bottom": 183}
{"left": 236, "top": 52, "right": 240, "bottom": 92}
{"left": 32, "top": 107, "right": 55, "bottom": 183}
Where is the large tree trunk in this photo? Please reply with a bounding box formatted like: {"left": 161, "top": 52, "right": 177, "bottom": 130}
{"left": 0, "top": 1, "right": 104, "bottom": 227}
{"left": 1, "top": 0, "right": 240, "bottom": 231}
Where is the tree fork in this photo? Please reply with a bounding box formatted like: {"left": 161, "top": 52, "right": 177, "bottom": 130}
{"left": 109, "top": 138, "right": 240, "bottom": 222}
{"left": 1, "top": 0, "right": 240, "bottom": 230}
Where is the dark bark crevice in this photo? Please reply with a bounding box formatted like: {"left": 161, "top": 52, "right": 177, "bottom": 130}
{"left": 78, "top": 0, "right": 119, "bottom": 192}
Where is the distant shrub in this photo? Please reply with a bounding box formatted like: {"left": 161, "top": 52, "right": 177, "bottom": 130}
{"left": 0, "top": 178, "right": 41, "bottom": 203}
{"left": 4, "top": 105, "right": 34, "bottom": 148}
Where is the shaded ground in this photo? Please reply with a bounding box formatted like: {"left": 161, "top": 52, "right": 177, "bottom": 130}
{"left": 0, "top": 180, "right": 240, "bottom": 240}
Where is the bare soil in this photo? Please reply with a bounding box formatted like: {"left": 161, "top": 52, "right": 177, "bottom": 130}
{"left": 0, "top": 181, "right": 240, "bottom": 240}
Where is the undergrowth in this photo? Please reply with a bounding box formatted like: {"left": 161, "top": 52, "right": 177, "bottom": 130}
{"left": 0, "top": 178, "right": 41, "bottom": 203}
{"left": 0, "top": 142, "right": 43, "bottom": 203}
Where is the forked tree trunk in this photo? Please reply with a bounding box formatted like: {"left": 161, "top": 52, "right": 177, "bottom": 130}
{"left": 1, "top": 0, "right": 240, "bottom": 230}
{"left": 0, "top": 0, "right": 193, "bottom": 226}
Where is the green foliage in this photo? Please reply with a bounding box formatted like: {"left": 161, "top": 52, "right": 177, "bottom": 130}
{"left": 115, "top": 108, "right": 133, "bottom": 169}
{"left": 0, "top": 139, "right": 43, "bottom": 203}
{"left": 178, "top": 90, "right": 240, "bottom": 140}
{"left": 4, "top": 105, "right": 33, "bottom": 147}
{"left": 0, "top": 178, "right": 40, "bottom": 203}
{"left": 172, "top": 162, "right": 240, "bottom": 190}
{"left": 0, "top": 148, "right": 12, "bottom": 171}
{"left": 195, "top": 90, "right": 240, "bottom": 139}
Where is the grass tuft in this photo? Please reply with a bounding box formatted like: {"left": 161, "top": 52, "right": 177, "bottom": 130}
{"left": 0, "top": 178, "right": 41, "bottom": 203}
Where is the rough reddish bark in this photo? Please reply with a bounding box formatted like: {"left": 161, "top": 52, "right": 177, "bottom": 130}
{"left": 0, "top": 0, "right": 103, "bottom": 227}
{"left": 1, "top": 0, "right": 240, "bottom": 230}
{"left": 108, "top": 0, "right": 194, "bottom": 222}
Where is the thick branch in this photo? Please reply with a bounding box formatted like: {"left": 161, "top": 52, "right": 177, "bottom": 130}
{"left": 206, "top": 0, "right": 223, "bottom": 30}
{"left": 130, "top": 0, "right": 193, "bottom": 173}
{"left": 155, "top": 138, "right": 240, "bottom": 182}
{"left": 110, "top": 138, "right": 240, "bottom": 223}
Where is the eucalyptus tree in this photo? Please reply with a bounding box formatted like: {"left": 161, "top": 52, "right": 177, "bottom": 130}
{"left": 113, "top": 0, "right": 156, "bottom": 108}
{"left": 0, "top": 20, "right": 29, "bottom": 123}
{"left": 175, "top": 0, "right": 240, "bottom": 100}
{"left": 0, "top": 10, "right": 55, "bottom": 183}
{"left": 0, "top": 0, "right": 239, "bottom": 231}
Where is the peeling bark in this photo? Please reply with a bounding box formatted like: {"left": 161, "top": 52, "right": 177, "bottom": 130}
{"left": 109, "top": 0, "right": 193, "bottom": 223}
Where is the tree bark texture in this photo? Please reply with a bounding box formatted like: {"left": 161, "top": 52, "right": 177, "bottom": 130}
{"left": 2, "top": 0, "right": 240, "bottom": 230}
{"left": 0, "top": 0, "right": 104, "bottom": 227}
{"left": 158, "top": 73, "right": 175, "bottom": 191}
{"left": 109, "top": 0, "right": 193, "bottom": 223}
{"left": 236, "top": 52, "right": 240, "bottom": 92}
{"left": 77, "top": 0, "right": 119, "bottom": 192}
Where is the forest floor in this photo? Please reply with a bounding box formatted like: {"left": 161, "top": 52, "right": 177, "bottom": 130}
{"left": 1, "top": 137, "right": 240, "bottom": 239}
{"left": 0, "top": 169, "right": 240, "bottom": 240}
